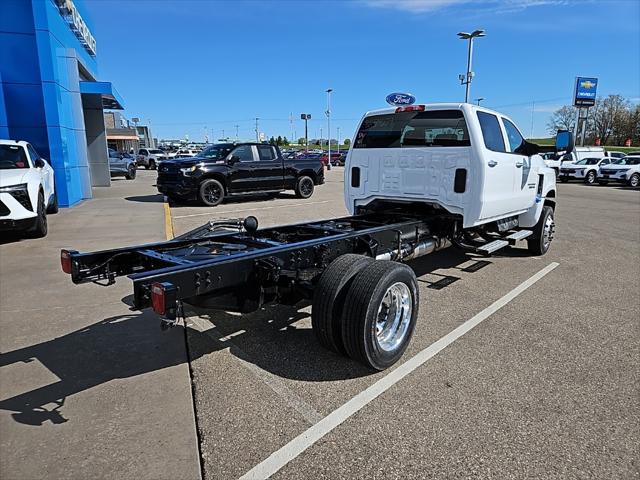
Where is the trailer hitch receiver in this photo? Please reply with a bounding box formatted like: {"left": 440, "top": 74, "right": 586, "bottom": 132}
{"left": 151, "top": 282, "right": 177, "bottom": 319}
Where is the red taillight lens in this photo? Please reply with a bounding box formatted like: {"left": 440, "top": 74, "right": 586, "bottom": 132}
{"left": 151, "top": 282, "right": 166, "bottom": 315}
{"left": 395, "top": 105, "right": 426, "bottom": 113}
{"left": 61, "top": 250, "right": 72, "bottom": 274}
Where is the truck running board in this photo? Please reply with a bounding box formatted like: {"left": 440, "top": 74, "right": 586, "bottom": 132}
{"left": 505, "top": 229, "right": 533, "bottom": 245}
{"left": 477, "top": 239, "right": 509, "bottom": 255}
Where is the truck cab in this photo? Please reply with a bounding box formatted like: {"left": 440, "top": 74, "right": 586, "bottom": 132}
{"left": 345, "top": 103, "right": 558, "bottom": 229}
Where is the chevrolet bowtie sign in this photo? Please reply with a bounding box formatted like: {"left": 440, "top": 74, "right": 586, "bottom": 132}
{"left": 574, "top": 76, "right": 598, "bottom": 107}
{"left": 56, "top": 0, "right": 97, "bottom": 56}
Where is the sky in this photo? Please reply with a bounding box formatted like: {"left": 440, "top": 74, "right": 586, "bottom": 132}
{"left": 82, "top": 0, "right": 640, "bottom": 142}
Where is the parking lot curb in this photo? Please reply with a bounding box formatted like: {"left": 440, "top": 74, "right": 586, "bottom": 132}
{"left": 164, "top": 196, "right": 174, "bottom": 240}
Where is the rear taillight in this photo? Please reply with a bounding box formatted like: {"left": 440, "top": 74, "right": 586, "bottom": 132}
{"left": 61, "top": 250, "right": 73, "bottom": 274}
{"left": 151, "top": 282, "right": 167, "bottom": 315}
{"left": 395, "top": 105, "right": 426, "bottom": 113}
{"left": 150, "top": 282, "right": 177, "bottom": 317}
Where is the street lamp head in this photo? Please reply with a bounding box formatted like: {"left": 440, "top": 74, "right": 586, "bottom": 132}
{"left": 326, "top": 88, "right": 333, "bottom": 93}
{"left": 457, "top": 31, "right": 471, "bottom": 39}
{"left": 471, "top": 29, "right": 486, "bottom": 37}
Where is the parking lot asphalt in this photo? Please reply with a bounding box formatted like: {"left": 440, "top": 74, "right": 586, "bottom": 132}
{"left": 1, "top": 168, "right": 638, "bottom": 480}
{"left": 0, "top": 172, "right": 200, "bottom": 480}
{"left": 172, "top": 169, "right": 639, "bottom": 479}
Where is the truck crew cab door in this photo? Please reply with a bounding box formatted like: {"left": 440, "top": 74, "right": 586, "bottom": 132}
{"left": 501, "top": 117, "right": 537, "bottom": 211}
{"left": 477, "top": 111, "right": 522, "bottom": 219}
{"left": 227, "top": 145, "right": 260, "bottom": 192}
{"left": 255, "top": 145, "right": 285, "bottom": 190}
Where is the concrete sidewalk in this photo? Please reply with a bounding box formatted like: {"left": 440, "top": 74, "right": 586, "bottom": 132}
{"left": 0, "top": 172, "right": 201, "bottom": 479}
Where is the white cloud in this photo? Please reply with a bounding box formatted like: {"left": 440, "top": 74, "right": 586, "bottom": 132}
{"left": 359, "top": 0, "right": 570, "bottom": 14}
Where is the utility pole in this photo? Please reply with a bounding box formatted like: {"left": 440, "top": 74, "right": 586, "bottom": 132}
{"left": 289, "top": 112, "right": 294, "bottom": 143}
{"left": 222, "top": 129, "right": 225, "bottom": 140}
{"left": 337, "top": 126, "right": 341, "bottom": 153}
{"left": 457, "top": 30, "right": 485, "bottom": 103}
{"left": 326, "top": 88, "right": 332, "bottom": 170}
{"left": 530, "top": 101, "right": 535, "bottom": 139}
{"left": 234, "top": 124, "right": 239, "bottom": 141}
{"left": 254, "top": 117, "right": 259, "bottom": 142}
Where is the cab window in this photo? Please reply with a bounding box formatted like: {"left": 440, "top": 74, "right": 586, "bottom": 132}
{"left": 476, "top": 112, "right": 505, "bottom": 152}
{"left": 502, "top": 118, "right": 526, "bottom": 154}
{"left": 257, "top": 145, "right": 277, "bottom": 160}
{"left": 231, "top": 145, "right": 255, "bottom": 162}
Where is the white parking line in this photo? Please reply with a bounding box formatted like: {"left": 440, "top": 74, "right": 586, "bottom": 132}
{"left": 239, "top": 262, "right": 560, "bottom": 480}
{"left": 172, "top": 200, "right": 331, "bottom": 219}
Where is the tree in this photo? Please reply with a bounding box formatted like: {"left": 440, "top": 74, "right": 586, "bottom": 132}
{"left": 546, "top": 106, "right": 577, "bottom": 135}
{"left": 269, "top": 136, "right": 275, "bottom": 145}
{"left": 276, "top": 135, "right": 283, "bottom": 145}
{"left": 297, "top": 137, "right": 306, "bottom": 146}
{"left": 343, "top": 138, "right": 351, "bottom": 147}
{"left": 590, "top": 95, "right": 629, "bottom": 145}
{"left": 283, "top": 136, "right": 289, "bottom": 146}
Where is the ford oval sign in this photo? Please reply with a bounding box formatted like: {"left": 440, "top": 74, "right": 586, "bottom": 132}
{"left": 385, "top": 93, "right": 416, "bottom": 106}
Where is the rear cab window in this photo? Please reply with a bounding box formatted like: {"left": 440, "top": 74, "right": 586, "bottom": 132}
{"left": 257, "top": 145, "right": 278, "bottom": 160}
{"left": 354, "top": 110, "right": 470, "bottom": 149}
{"left": 476, "top": 111, "right": 505, "bottom": 152}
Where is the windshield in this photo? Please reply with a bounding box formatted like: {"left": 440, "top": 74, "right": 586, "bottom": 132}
{"left": 354, "top": 110, "right": 470, "bottom": 149}
{"left": 612, "top": 157, "right": 640, "bottom": 165}
{"left": 0, "top": 145, "right": 29, "bottom": 169}
{"left": 198, "top": 144, "right": 233, "bottom": 159}
{"left": 575, "top": 158, "right": 599, "bottom": 165}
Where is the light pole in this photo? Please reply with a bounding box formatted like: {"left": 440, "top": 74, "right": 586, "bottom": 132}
{"left": 457, "top": 29, "right": 485, "bottom": 103}
{"left": 337, "top": 126, "right": 341, "bottom": 153}
{"left": 301, "top": 114, "right": 311, "bottom": 152}
{"left": 234, "top": 124, "right": 239, "bottom": 141}
{"left": 475, "top": 97, "right": 484, "bottom": 105}
{"left": 254, "top": 117, "right": 259, "bottom": 142}
{"left": 325, "top": 88, "right": 333, "bottom": 170}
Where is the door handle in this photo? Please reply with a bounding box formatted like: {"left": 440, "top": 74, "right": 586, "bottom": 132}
{"left": 515, "top": 161, "right": 524, "bottom": 168}
{"left": 488, "top": 160, "right": 498, "bottom": 167}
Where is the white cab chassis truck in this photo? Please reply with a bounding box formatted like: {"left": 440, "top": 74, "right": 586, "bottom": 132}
{"left": 60, "top": 103, "right": 573, "bottom": 371}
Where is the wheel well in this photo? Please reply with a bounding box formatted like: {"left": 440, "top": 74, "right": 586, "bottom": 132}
{"left": 298, "top": 170, "right": 317, "bottom": 183}
{"left": 200, "top": 173, "right": 227, "bottom": 192}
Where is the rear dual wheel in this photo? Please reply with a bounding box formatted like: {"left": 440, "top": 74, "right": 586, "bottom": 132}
{"left": 312, "top": 255, "right": 419, "bottom": 370}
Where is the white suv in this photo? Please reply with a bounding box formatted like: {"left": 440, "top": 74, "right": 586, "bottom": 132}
{"left": 598, "top": 156, "right": 640, "bottom": 187}
{"left": 559, "top": 156, "right": 614, "bottom": 184}
{"left": 0, "top": 140, "right": 57, "bottom": 237}
{"left": 136, "top": 148, "right": 168, "bottom": 170}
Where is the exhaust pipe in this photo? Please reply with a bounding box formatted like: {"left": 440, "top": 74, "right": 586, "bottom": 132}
{"left": 375, "top": 237, "right": 450, "bottom": 261}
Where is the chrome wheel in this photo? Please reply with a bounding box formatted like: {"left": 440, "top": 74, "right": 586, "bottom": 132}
{"left": 375, "top": 282, "right": 412, "bottom": 352}
{"left": 630, "top": 174, "right": 639, "bottom": 187}
{"left": 542, "top": 211, "right": 555, "bottom": 250}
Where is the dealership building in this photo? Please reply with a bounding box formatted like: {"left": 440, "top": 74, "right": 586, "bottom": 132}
{"left": 0, "top": 0, "right": 124, "bottom": 207}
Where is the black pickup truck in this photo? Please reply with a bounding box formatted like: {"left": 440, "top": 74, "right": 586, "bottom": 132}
{"left": 156, "top": 142, "right": 324, "bottom": 206}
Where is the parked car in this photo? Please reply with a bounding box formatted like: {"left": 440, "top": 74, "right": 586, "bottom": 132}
{"left": 605, "top": 150, "right": 626, "bottom": 159}
{"left": 174, "top": 148, "right": 199, "bottom": 158}
{"left": 559, "top": 156, "right": 614, "bottom": 184}
{"left": 598, "top": 156, "right": 640, "bottom": 187}
{"left": 156, "top": 142, "right": 324, "bottom": 205}
{"left": 0, "top": 140, "right": 57, "bottom": 237}
{"left": 108, "top": 149, "right": 137, "bottom": 180}
{"left": 136, "top": 148, "right": 167, "bottom": 169}
{"left": 544, "top": 146, "right": 605, "bottom": 173}
{"left": 320, "top": 152, "right": 342, "bottom": 166}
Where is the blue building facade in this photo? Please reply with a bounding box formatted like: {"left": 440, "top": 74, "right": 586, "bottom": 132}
{"left": 0, "top": 0, "right": 123, "bottom": 207}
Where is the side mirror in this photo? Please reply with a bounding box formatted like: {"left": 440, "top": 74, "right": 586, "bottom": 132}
{"left": 34, "top": 158, "right": 46, "bottom": 168}
{"left": 119, "top": 154, "right": 125, "bottom": 159}
{"left": 555, "top": 130, "right": 574, "bottom": 155}
{"left": 227, "top": 155, "right": 240, "bottom": 164}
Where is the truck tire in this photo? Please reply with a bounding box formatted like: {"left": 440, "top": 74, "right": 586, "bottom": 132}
{"left": 560, "top": 177, "right": 569, "bottom": 183}
{"left": 125, "top": 165, "right": 137, "bottom": 180}
{"left": 28, "top": 191, "right": 48, "bottom": 238}
{"left": 341, "top": 261, "right": 419, "bottom": 370}
{"left": 584, "top": 170, "right": 597, "bottom": 185}
{"left": 148, "top": 159, "right": 156, "bottom": 170}
{"left": 295, "top": 176, "right": 314, "bottom": 199}
{"left": 597, "top": 180, "right": 608, "bottom": 186}
{"left": 527, "top": 205, "right": 554, "bottom": 256}
{"left": 628, "top": 173, "right": 639, "bottom": 188}
{"left": 199, "top": 178, "right": 225, "bottom": 206}
{"left": 312, "top": 254, "right": 373, "bottom": 354}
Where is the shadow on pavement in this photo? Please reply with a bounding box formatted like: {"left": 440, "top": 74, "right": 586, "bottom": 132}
{"left": 0, "top": 249, "right": 477, "bottom": 426}
{"left": 124, "top": 193, "right": 165, "bottom": 203}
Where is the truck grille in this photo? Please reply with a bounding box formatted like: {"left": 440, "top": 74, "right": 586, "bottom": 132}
{"left": 0, "top": 199, "right": 10, "bottom": 217}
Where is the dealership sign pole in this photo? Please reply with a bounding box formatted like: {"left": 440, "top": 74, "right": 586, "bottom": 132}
{"left": 573, "top": 77, "right": 598, "bottom": 146}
